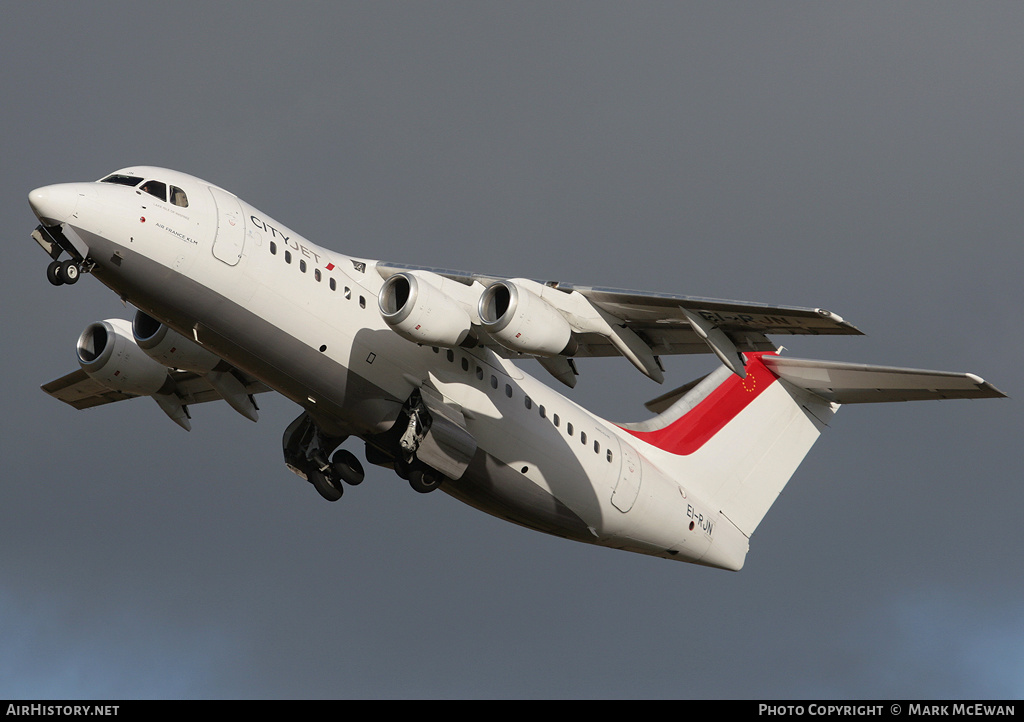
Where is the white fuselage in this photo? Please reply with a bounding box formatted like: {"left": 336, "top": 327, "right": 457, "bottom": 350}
{"left": 32, "top": 168, "right": 751, "bottom": 569}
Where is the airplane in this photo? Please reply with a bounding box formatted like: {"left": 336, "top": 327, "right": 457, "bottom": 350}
{"left": 28, "top": 166, "right": 1006, "bottom": 571}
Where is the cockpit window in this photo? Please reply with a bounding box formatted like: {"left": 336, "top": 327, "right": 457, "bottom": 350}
{"left": 100, "top": 174, "right": 143, "bottom": 187}
{"left": 169, "top": 185, "right": 189, "bottom": 207}
{"left": 100, "top": 173, "right": 188, "bottom": 207}
{"left": 140, "top": 180, "right": 167, "bottom": 202}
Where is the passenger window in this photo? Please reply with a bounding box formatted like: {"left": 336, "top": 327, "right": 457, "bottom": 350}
{"left": 169, "top": 186, "right": 189, "bottom": 207}
{"left": 329, "top": 278, "right": 336, "bottom": 291}
{"left": 490, "top": 375, "right": 498, "bottom": 389}
{"left": 505, "top": 384, "right": 512, "bottom": 398}
{"left": 285, "top": 250, "right": 292, "bottom": 264}
{"left": 314, "top": 268, "right": 322, "bottom": 282}
{"left": 525, "top": 396, "right": 532, "bottom": 410}
{"left": 140, "top": 180, "right": 167, "bottom": 201}
{"left": 580, "top": 432, "right": 587, "bottom": 445}
{"left": 270, "top": 241, "right": 277, "bottom": 255}
{"left": 300, "top": 259, "right": 307, "bottom": 273}
{"left": 553, "top": 414, "right": 560, "bottom": 427}
{"left": 476, "top": 366, "right": 483, "bottom": 381}
{"left": 567, "top": 422, "right": 574, "bottom": 436}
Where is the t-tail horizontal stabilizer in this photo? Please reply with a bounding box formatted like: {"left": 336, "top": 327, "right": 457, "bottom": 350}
{"left": 761, "top": 356, "right": 1007, "bottom": 403}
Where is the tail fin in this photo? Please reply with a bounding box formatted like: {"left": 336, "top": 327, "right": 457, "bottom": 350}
{"left": 619, "top": 352, "right": 1004, "bottom": 539}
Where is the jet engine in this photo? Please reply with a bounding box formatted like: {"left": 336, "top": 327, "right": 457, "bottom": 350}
{"left": 76, "top": 319, "right": 175, "bottom": 397}
{"left": 478, "top": 280, "right": 577, "bottom": 357}
{"left": 132, "top": 310, "right": 222, "bottom": 373}
{"left": 133, "top": 310, "right": 258, "bottom": 423}
{"left": 378, "top": 272, "right": 474, "bottom": 348}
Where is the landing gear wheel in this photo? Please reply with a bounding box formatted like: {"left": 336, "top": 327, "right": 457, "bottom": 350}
{"left": 46, "top": 260, "right": 65, "bottom": 286}
{"left": 331, "top": 449, "right": 365, "bottom": 485}
{"left": 309, "top": 466, "right": 342, "bottom": 502}
{"left": 408, "top": 468, "right": 443, "bottom": 494}
{"left": 58, "top": 260, "right": 80, "bottom": 285}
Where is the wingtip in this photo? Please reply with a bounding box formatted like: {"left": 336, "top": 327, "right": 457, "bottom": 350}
{"left": 814, "top": 309, "right": 865, "bottom": 335}
{"left": 964, "top": 374, "right": 1009, "bottom": 399}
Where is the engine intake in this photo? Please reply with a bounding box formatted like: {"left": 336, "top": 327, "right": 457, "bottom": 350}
{"left": 77, "top": 319, "right": 175, "bottom": 397}
{"left": 478, "top": 281, "right": 577, "bottom": 357}
{"left": 378, "top": 272, "right": 473, "bottom": 348}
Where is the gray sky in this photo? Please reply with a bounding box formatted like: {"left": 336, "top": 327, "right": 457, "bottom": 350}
{"left": 2, "top": 2, "right": 1021, "bottom": 699}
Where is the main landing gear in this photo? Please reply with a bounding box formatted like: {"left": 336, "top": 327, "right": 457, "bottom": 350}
{"left": 363, "top": 390, "right": 451, "bottom": 495}
{"left": 364, "top": 442, "right": 445, "bottom": 495}
{"left": 393, "top": 397, "right": 445, "bottom": 493}
{"left": 282, "top": 411, "right": 365, "bottom": 502}
{"left": 394, "top": 455, "right": 446, "bottom": 494}
{"left": 283, "top": 395, "right": 454, "bottom": 503}
{"left": 309, "top": 448, "right": 366, "bottom": 502}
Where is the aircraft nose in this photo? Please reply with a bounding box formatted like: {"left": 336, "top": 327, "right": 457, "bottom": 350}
{"left": 28, "top": 184, "right": 80, "bottom": 225}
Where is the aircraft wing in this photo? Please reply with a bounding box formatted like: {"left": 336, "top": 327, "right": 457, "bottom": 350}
{"left": 42, "top": 370, "right": 138, "bottom": 409}
{"left": 542, "top": 284, "right": 860, "bottom": 354}
{"left": 42, "top": 368, "right": 271, "bottom": 419}
{"left": 377, "top": 262, "right": 861, "bottom": 383}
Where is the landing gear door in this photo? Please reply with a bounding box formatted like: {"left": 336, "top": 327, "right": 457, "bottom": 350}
{"left": 417, "top": 386, "right": 477, "bottom": 480}
{"left": 209, "top": 186, "right": 245, "bottom": 266}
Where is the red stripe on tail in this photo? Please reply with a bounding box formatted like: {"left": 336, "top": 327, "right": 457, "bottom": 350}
{"left": 619, "top": 353, "right": 779, "bottom": 455}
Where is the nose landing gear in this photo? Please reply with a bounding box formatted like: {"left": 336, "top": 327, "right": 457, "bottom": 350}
{"left": 46, "top": 259, "right": 84, "bottom": 286}
{"left": 33, "top": 225, "right": 90, "bottom": 287}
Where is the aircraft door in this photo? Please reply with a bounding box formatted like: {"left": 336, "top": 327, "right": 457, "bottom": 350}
{"left": 611, "top": 439, "right": 642, "bottom": 513}
{"left": 209, "top": 186, "right": 245, "bottom": 266}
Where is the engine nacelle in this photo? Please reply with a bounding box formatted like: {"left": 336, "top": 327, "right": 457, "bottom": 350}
{"left": 132, "top": 310, "right": 223, "bottom": 373}
{"left": 77, "top": 319, "right": 174, "bottom": 397}
{"left": 478, "top": 281, "right": 577, "bottom": 357}
{"left": 378, "top": 272, "right": 473, "bottom": 348}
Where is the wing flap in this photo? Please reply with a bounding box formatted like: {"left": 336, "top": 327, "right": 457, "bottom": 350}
{"left": 42, "top": 369, "right": 139, "bottom": 409}
{"left": 42, "top": 369, "right": 272, "bottom": 410}
{"left": 566, "top": 287, "right": 861, "bottom": 336}
{"left": 763, "top": 356, "right": 1008, "bottom": 403}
